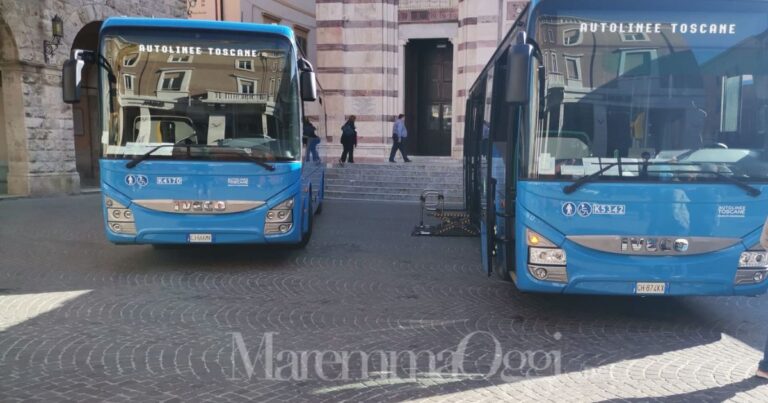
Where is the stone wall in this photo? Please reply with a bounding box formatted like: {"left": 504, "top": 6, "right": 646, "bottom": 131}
{"left": 0, "top": 0, "right": 185, "bottom": 196}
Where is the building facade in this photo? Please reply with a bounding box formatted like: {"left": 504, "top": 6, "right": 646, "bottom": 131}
{"left": 189, "top": 0, "right": 317, "bottom": 64}
{"left": 0, "top": 0, "right": 186, "bottom": 196}
{"left": 0, "top": 0, "right": 529, "bottom": 196}
{"left": 316, "top": 0, "right": 529, "bottom": 161}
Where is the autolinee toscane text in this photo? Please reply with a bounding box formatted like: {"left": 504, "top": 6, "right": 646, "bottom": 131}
{"left": 138, "top": 44, "right": 265, "bottom": 57}
{"left": 579, "top": 22, "right": 737, "bottom": 35}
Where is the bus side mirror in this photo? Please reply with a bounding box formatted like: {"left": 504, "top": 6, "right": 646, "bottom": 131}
{"left": 506, "top": 31, "right": 534, "bottom": 104}
{"left": 62, "top": 57, "right": 85, "bottom": 104}
{"left": 299, "top": 58, "right": 318, "bottom": 102}
{"left": 301, "top": 71, "right": 317, "bottom": 102}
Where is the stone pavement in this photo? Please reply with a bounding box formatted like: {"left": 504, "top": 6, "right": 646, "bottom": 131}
{"left": 1, "top": 195, "right": 768, "bottom": 402}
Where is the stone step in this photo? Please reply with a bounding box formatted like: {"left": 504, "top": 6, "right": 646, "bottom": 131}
{"left": 326, "top": 172, "right": 462, "bottom": 181}
{"left": 326, "top": 180, "right": 463, "bottom": 190}
{"left": 327, "top": 163, "right": 463, "bottom": 172}
{"left": 326, "top": 171, "right": 462, "bottom": 181}
{"left": 322, "top": 157, "right": 464, "bottom": 203}
{"left": 324, "top": 190, "right": 464, "bottom": 204}
{"left": 326, "top": 184, "right": 463, "bottom": 195}
{"left": 327, "top": 177, "right": 461, "bottom": 187}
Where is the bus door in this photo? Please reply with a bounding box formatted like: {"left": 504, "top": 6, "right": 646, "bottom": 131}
{"left": 487, "top": 55, "right": 520, "bottom": 280}
{"left": 464, "top": 97, "right": 483, "bottom": 225}
{"left": 477, "top": 74, "right": 494, "bottom": 276}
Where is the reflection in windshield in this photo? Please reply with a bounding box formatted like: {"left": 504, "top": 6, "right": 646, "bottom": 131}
{"left": 527, "top": 1, "right": 768, "bottom": 183}
{"left": 101, "top": 29, "right": 300, "bottom": 161}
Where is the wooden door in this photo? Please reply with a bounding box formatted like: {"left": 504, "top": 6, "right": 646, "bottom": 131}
{"left": 417, "top": 42, "right": 453, "bottom": 156}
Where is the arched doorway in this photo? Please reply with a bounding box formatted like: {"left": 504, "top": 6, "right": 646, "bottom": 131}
{"left": 0, "top": 16, "right": 18, "bottom": 195}
{"left": 70, "top": 21, "right": 103, "bottom": 187}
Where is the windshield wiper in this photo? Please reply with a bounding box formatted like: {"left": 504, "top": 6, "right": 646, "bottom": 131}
{"left": 563, "top": 162, "right": 619, "bottom": 194}
{"left": 647, "top": 161, "right": 761, "bottom": 197}
{"left": 214, "top": 146, "right": 275, "bottom": 171}
{"left": 125, "top": 133, "right": 198, "bottom": 169}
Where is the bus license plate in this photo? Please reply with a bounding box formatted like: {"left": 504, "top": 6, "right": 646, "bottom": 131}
{"left": 636, "top": 282, "right": 666, "bottom": 295}
{"left": 188, "top": 233, "right": 213, "bottom": 243}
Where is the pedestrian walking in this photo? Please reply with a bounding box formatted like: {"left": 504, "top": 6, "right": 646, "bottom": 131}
{"left": 389, "top": 114, "right": 411, "bottom": 163}
{"left": 758, "top": 219, "right": 768, "bottom": 380}
{"left": 339, "top": 115, "right": 357, "bottom": 165}
{"left": 303, "top": 117, "right": 321, "bottom": 162}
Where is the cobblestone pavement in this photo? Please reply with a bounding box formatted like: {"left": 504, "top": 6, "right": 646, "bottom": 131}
{"left": 1, "top": 195, "right": 768, "bottom": 402}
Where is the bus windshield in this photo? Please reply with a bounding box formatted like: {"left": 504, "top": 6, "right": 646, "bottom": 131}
{"left": 527, "top": 0, "right": 768, "bottom": 183}
{"left": 100, "top": 28, "right": 300, "bottom": 161}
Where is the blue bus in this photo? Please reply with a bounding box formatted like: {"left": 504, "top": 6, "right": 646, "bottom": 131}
{"left": 62, "top": 18, "right": 325, "bottom": 247}
{"left": 464, "top": 0, "right": 768, "bottom": 295}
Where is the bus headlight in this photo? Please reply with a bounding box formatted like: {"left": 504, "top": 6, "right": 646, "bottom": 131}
{"left": 738, "top": 251, "right": 768, "bottom": 268}
{"left": 526, "top": 229, "right": 567, "bottom": 283}
{"left": 105, "top": 196, "right": 136, "bottom": 235}
{"left": 265, "top": 197, "right": 294, "bottom": 235}
{"left": 735, "top": 248, "right": 768, "bottom": 285}
{"left": 529, "top": 247, "right": 567, "bottom": 266}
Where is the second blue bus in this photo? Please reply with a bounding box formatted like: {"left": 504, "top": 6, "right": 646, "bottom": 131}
{"left": 464, "top": 0, "right": 768, "bottom": 296}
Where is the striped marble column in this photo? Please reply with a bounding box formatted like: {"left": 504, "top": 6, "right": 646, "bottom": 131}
{"left": 454, "top": 0, "right": 529, "bottom": 152}
{"left": 316, "top": 0, "right": 400, "bottom": 162}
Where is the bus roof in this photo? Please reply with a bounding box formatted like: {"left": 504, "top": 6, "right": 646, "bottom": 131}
{"left": 100, "top": 17, "right": 295, "bottom": 41}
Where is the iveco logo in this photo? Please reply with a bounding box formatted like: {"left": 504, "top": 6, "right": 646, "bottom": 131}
{"left": 173, "top": 200, "right": 227, "bottom": 212}
{"left": 621, "top": 237, "right": 690, "bottom": 253}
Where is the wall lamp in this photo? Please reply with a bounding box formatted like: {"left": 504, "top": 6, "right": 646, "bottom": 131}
{"left": 186, "top": 0, "right": 198, "bottom": 16}
{"left": 43, "top": 15, "right": 64, "bottom": 64}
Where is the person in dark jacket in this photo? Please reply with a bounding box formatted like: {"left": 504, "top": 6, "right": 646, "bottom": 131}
{"left": 339, "top": 115, "right": 357, "bottom": 165}
{"left": 303, "top": 117, "right": 320, "bottom": 162}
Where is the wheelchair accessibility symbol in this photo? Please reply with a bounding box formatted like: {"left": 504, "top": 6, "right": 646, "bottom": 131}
{"left": 577, "top": 202, "right": 593, "bottom": 217}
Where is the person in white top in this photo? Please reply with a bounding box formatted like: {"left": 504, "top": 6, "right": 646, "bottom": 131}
{"left": 389, "top": 114, "right": 411, "bottom": 163}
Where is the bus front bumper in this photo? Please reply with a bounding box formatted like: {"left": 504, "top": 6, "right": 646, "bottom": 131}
{"left": 516, "top": 241, "right": 768, "bottom": 296}
{"left": 103, "top": 195, "right": 304, "bottom": 245}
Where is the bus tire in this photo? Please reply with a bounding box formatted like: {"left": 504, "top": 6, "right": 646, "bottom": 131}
{"left": 315, "top": 177, "right": 324, "bottom": 215}
{"left": 296, "top": 198, "right": 313, "bottom": 248}
{"left": 493, "top": 246, "right": 513, "bottom": 282}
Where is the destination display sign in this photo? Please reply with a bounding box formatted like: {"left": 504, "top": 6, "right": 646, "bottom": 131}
{"left": 579, "top": 22, "right": 737, "bottom": 35}
{"left": 138, "top": 44, "right": 268, "bottom": 58}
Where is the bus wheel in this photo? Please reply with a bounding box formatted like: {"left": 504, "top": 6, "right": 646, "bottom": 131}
{"left": 315, "top": 178, "right": 324, "bottom": 215}
{"left": 493, "top": 246, "right": 513, "bottom": 282}
{"left": 297, "top": 199, "right": 314, "bottom": 248}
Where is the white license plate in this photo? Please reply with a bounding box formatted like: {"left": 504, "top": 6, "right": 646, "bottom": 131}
{"left": 636, "top": 282, "right": 666, "bottom": 295}
{"left": 188, "top": 233, "right": 213, "bottom": 243}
